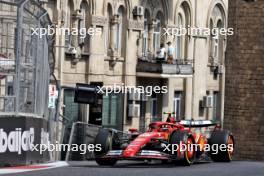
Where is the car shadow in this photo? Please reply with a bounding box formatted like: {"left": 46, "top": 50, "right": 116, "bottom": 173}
{"left": 69, "top": 161, "right": 212, "bottom": 169}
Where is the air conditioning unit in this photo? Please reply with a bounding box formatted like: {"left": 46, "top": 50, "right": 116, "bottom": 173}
{"left": 128, "top": 104, "right": 140, "bottom": 117}
{"left": 217, "top": 65, "right": 224, "bottom": 74}
{"left": 202, "top": 95, "right": 214, "bottom": 108}
{"left": 133, "top": 6, "right": 144, "bottom": 16}
{"left": 128, "top": 89, "right": 141, "bottom": 101}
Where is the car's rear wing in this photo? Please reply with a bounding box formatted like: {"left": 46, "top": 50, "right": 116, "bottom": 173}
{"left": 179, "top": 120, "right": 220, "bottom": 128}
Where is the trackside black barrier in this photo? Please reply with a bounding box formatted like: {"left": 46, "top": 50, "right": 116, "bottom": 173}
{"left": 0, "top": 116, "right": 50, "bottom": 166}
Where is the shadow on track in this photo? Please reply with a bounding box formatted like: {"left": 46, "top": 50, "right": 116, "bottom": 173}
{"left": 69, "top": 161, "right": 212, "bottom": 169}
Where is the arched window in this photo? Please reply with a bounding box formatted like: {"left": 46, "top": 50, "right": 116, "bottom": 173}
{"left": 78, "top": 1, "right": 90, "bottom": 52}
{"left": 209, "top": 5, "right": 226, "bottom": 64}
{"left": 175, "top": 3, "right": 191, "bottom": 60}
{"left": 142, "top": 10, "right": 150, "bottom": 57}
{"left": 116, "top": 6, "right": 125, "bottom": 56}
{"left": 176, "top": 13, "right": 183, "bottom": 60}
{"left": 65, "top": 0, "right": 74, "bottom": 47}
{"left": 153, "top": 12, "right": 163, "bottom": 55}
{"left": 106, "top": 4, "right": 112, "bottom": 54}
{"left": 209, "top": 19, "right": 214, "bottom": 58}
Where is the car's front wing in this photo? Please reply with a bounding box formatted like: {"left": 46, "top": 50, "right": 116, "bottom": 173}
{"left": 100, "top": 150, "right": 175, "bottom": 160}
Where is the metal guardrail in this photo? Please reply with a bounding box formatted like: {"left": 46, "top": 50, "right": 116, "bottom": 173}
{"left": 0, "top": 0, "right": 54, "bottom": 117}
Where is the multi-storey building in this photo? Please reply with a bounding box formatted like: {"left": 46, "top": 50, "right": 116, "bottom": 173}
{"left": 42, "top": 0, "right": 228, "bottom": 131}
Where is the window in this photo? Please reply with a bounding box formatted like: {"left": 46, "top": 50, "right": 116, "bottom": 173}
{"left": 65, "top": 1, "right": 73, "bottom": 47}
{"left": 175, "top": 3, "right": 191, "bottom": 61}
{"left": 62, "top": 89, "right": 81, "bottom": 160}
{"left": 78, "top": 1, "right": 90, "bottom": 52}
{"left": 64, "top": 90, "right": 80, "bottom": 126}
{"left": 116, "top": 7, "right": 125, "bottom": 55}
{"left": 116, "top": 18, "right": 121, "bottom": 52}
{"left": 78, "top": 2, "right": 88, "bottom": 46}
{"left": 176, "top": 14, "right": 183, "bottom": 60}
{"left": 153, "top": 20, "right": 161, "bottom": 55}
{"left": 106, "top": 4, "right": 112, "bottom": 54}
{"left": 102, "top": 93, "right": 123, "bottom": 130}
{"left": 213, "top": 35, "right": 219, "bottom": 61}
{"left": 151, "top": 93, "right": 158, "bottom": 121}
{"left": 78, "top": 7, "right": 85, "bottom": 45}
{"left": 212, "top": 91, "right": 220, "bottom": 120}
{"left": 153, "top": 12, "right": 163, "bottom": 57}
{"left": 142, "top": 10, "right": 150, "bottom": 57}
{"left": 209, "top": 5, "right": 226, "bottom": 64}
{"left": 209, "top": 19, "right": 214, "bottom": 58}
{"left": 173, "top": 91, "right": 184, "bottom": 120}
{"left": 210, "top": 19, "right": 223, "bottom": 63}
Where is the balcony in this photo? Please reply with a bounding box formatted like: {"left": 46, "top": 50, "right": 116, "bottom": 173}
{"left": 136, "top": 58, "right": 194, "bottom": 76}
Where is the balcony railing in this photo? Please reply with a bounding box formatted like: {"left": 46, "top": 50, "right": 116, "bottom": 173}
{"left": 136, "top": 58, "right": 194, "bottom": 75}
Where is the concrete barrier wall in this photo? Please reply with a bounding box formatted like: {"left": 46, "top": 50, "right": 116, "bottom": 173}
{"left": 0, "top": 115, "right": 50, "bottom": 166}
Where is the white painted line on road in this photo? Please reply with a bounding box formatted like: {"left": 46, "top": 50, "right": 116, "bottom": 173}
{"left": 0, "top": 161, "right": 68, "bottom": 175}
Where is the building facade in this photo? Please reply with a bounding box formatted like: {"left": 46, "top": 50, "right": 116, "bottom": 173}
{"left": 224, "top": 0, "right": 264, "bottom": 160}
{"left": 42, "top": 0, "right": 228, "bottom": 131}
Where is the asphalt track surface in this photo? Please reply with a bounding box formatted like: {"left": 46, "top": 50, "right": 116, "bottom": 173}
{"left": 2, "top": 161, "right": 264, "bottom": 176}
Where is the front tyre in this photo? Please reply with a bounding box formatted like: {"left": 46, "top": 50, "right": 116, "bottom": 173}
{"left": 209, "top": 130, "right": 234, "bottom": 162}
{"left": 94, "top": 129, "right": 117, "bottom": 166}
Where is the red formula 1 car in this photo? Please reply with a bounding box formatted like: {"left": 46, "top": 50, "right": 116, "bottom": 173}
{"left": 94, "top": 113, "right": 234, "bottom": 166}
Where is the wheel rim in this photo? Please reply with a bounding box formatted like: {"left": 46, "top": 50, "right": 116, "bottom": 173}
{"left": 186, "top": 138, "right": 194, "bottom": 159}
{"left": 227, "top": 136, "right": 234, "bottom": 159}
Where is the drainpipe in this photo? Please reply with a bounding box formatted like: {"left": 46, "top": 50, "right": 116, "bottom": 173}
{"left": 191, "top": 0, "right": 198, "bottom": 119}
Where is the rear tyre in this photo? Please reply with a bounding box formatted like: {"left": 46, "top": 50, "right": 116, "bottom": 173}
{"left": 94, "top": 129, "right": 117, "bottom": 166}
{"left": 169, "top": 130, "right": 195, "bottom": 166}
{"left": 209, "top": 130, "right": 234, "bottom": 162}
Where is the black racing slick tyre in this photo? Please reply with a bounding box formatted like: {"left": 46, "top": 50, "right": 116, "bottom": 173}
{"left": 169, "top": 130, "right": 195, "bottom": 166}
{"left": 94, "top": 129, "right": 117, "bottom": 166}
{"left": 209, "top": 130, "right": 234, "bottom": 162}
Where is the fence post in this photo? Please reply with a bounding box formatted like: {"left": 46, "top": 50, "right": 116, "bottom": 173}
{"left": 65, "top": 122, "right": 77, "bottom": 161}
{"left": 14, "top": 0, "right": 26, "bottom": 113}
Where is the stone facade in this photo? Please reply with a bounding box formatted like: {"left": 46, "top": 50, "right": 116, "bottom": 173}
{"left": 224, "top": 0, "right": 264, "bottom": 160}
{"left": 41, "top": 0, "right": 228, "bottom": 131}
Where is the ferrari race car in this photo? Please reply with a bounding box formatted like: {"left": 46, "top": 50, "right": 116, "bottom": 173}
{"left": 94, "top": 113, "right": 234, "bottom": 166}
